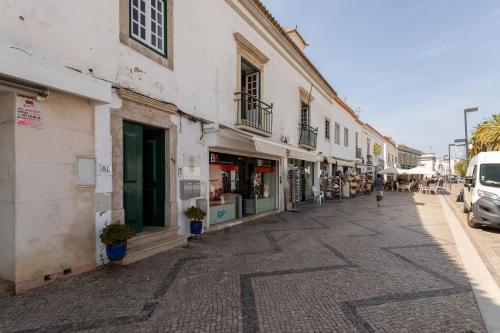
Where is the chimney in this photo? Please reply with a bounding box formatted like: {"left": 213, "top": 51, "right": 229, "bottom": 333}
{"left": 285, "top": 26, "right": 308, "bottom": 52}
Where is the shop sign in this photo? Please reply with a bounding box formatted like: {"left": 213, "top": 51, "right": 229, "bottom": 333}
{"left": 209, "top": 152, "right": 238, "bottom": 165}
{"left": 16, "top": 96, "right": 42, "bottom": 129}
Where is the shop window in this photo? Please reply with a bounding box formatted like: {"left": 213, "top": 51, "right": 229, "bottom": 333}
{"left": 209, "top": 152, "right": 277, "bottom": 223}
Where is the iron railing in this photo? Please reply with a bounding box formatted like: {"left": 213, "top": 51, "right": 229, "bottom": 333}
{"left": 234, "top": 91, "right": 273, "bottom": 135}
{"left": 299, "top": 124, "right": 318, "bottom": 149}
{"left": 356, "top": 147, "right": 362, "bottom": 159}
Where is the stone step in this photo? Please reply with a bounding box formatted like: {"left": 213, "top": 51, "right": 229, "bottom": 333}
{"left": 118, "top": 236, "right": 187, "bottom": 265}
{"left": 128, "top": 227, "right": 180, "bottom": 249}
{"left": 0, "top": 278, "right": 14, "bottom": 297}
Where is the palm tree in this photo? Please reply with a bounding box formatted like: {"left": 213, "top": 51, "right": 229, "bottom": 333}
{"left": 469, "top": 114, "right": 500, "bottom": 157}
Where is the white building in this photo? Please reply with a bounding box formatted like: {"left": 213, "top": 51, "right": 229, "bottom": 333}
{"left": 420, "top": 153, "right": 437, "bottom": 171}
{"left": 0, "top": 0, "right": 395, "bottom": 292}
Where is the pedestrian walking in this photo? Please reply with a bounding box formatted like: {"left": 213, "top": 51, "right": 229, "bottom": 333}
{"left": 374, "top": 174, "right": 385, "bottom": 207}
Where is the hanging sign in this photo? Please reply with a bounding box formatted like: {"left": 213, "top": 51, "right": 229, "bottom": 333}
{"left": 16, "top": 96, "right": 42, "bottom": 129}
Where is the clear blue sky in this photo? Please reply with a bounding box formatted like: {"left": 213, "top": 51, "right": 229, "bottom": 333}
{"left": 262, "top": 0, "right": 500, "bottom": 157}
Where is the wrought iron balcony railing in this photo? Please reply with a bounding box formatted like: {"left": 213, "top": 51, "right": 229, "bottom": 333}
{"left": 356, "top": 147, "right": 362, "bottom": 159}
{"left": 298, "top": 124, "right": 318, "bottom": 149}
{"left": 234, "top": 92, "right": 273, "bottom": 135}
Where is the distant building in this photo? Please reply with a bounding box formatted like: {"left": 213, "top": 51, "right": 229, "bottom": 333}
{"left": 420, "top": 153, "right": 436, "bottom": 171}
{"left": 398, "top": 145, "right": 423, "bottom": 169}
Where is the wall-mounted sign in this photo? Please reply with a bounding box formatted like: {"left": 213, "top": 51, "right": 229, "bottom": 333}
{"left": 182, "top": 154, "right": 200, "bottom": 179}
{"left": 97, "top": 163, "right": 112, "bottom": 176}
{"left": 16, "top": 96, "right": 42, "bottom": 129}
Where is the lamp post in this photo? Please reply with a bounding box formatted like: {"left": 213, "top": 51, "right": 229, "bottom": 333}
{"left": 464, "top": 107, "right": 478, "bottom": 161}
{"left": 448, "top": 139, "right": 467, "bottom": 189}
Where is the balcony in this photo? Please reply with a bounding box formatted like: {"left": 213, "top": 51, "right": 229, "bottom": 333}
{"left": 298, "top": 124, "right": 318, "bottom": 150}
{"left": 367, "top": 154, "right": 373, "bottom": 166}
{"left": 234, "top": 92, "right": 273, "bottom": 136}
{"left": 356, "top": 147, "right": 362, "bottom": 159}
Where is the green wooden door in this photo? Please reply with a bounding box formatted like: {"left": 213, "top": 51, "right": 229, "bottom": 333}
{"left": 123, "top": 121, "right": 143, "bottom": 233}
{"left": 143, "top": 129, "right": 165, "bottom": 227}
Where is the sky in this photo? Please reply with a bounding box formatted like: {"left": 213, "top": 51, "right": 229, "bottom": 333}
{"left": 261, "top": 0, "right": 500, "bottom": 157}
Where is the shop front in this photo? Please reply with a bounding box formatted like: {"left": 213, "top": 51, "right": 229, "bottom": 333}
{"left": 287, "top": 158, "right": 315, "bottom": 204}
{"left": 209, "top": 151, "right": 278, "bottom": 225}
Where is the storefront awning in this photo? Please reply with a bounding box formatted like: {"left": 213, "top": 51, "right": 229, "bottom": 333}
{"left": 329, "top": 157, "right": 355, "bottom": 168}
{"left": 253, "top": 137, "right": 320, "bottom": 162}
{"left": 206, "top": 124, "right": 258, "bottom": 154}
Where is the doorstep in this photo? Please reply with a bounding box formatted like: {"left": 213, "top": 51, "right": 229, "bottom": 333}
{"left": 206, "top": 209, "right": 280, "bottom": 233}
{"left": 118, "top": 226, "right": 188, "bottom": 265}
{"left": 0, "top": 277, "right": 14, "bottom": 297}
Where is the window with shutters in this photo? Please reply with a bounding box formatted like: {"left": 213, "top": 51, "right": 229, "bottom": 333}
{"left": 344, "top": 128, "right": 349, "bottom": 147}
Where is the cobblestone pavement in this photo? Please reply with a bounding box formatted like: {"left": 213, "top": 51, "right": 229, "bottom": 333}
{"left": 446, "top": 184, "right": 500, "bottom": 285}
{"left": 0, "top": 192, "right": 486, "bottom": 333}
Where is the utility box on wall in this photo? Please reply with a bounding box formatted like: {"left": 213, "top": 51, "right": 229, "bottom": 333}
{"left": 180, "top": 180, "right": 201, "bottom": 199}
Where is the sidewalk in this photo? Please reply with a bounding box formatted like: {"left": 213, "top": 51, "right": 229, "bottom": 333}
{"left": 445, "top": 184, "right": 500, "bottom": 286}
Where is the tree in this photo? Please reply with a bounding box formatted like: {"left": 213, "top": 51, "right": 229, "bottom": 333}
{"left": 454, "top": 159, "right": 467, "bottom": 177}
{"left": 470, "top": 114, "right": 500, "bottom": 157}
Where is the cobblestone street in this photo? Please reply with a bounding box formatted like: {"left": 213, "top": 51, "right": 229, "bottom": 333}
{"left": 0, "top": 192, "right": 486, "bottom": 333}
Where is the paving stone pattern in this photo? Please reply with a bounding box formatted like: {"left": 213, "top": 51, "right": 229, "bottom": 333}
{"left": 0, "top": 192, "right": 486, "bottom": 332}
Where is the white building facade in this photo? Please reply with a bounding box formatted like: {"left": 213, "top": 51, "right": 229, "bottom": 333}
{"left": 0, "top": 0, "right": 396, "bottom": 292}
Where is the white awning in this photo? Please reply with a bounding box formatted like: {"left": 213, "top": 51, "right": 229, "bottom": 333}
{"left": 406, "top": 166, "right": 435, "bottom": 175}
{"left": 253, "top": 137, "right": 320, "bottom": 162}
{"left": 205, "top": 124, "right": 256, "bottom": 153}
{"left": 330, "top": 157, "right": 355, "bottom": 168}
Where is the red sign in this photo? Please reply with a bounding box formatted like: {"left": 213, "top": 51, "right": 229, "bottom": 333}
{"left": 16, "top": 97, "right": 42, "bottom": 129}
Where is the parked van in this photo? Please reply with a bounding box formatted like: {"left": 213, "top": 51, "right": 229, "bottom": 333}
{"left": 463, "top": 152, "right": 500, "bottom": 228}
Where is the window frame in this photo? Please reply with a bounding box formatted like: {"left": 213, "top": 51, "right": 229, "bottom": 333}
{"left": 344, "top": 127, "right": 349, "bottom": 147}
{"left": 334, "top": 122, "right": 340, "bottom": 145}
{"left": 129, "top": 0, "right": 167, "bottom": 57}
{"left": 324, "top": 118, "right": 330, "bottom": 141}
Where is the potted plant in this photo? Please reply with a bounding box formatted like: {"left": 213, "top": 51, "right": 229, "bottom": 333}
{"left": 99, "top": 223, "right": 136, "bottom": 261}
{"left": 184, "top": 206, "right": 206, "bottom": 235}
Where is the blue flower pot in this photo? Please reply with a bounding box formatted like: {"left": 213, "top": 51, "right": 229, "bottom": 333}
{"left": 106, "top": 243, "right": 127, "bottom": 261}
{"left": 190, "top": 220, "right": 203, "bottom": 235}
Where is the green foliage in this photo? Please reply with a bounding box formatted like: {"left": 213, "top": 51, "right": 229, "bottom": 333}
{"left": 184, "top": 206, "right": 206, "bottom": 221}
{"left": 454, "top": 159, "right": 467, "bottom": 177}
{"left": 470, "top": 114, "right": 500, "bottom": 157}
{"left": 99, "top": 223, "right": 136, "bottom": 246}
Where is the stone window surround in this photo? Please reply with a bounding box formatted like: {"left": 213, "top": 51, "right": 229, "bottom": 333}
{"left": 235, "top": 32, "right": 269, "bottom": 95}
{"left": 119, "top": 0, "right": 174, "bottom": 70}
{"left": 111, "top": 89, "right": 178, "bottom": 229}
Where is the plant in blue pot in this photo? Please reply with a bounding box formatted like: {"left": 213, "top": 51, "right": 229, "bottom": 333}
{"left": 185, "top": 206, "right": 206, "bottom": 235}
{"left": 99, "top": 223, "right": 136, "bottom": 261}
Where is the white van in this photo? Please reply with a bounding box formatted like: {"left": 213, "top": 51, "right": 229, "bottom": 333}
{"left": 463, "top": 152, "right": 500, "bottom": 228}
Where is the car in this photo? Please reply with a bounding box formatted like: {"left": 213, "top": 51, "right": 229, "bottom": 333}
{"left": 463, "top": 152, "right": 500, "bottom": 229}
{"left": 450, "top": 176, "right": 458, "bottom": 183}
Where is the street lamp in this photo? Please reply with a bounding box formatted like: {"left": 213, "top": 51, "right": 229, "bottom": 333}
{"left": 448, "top": 140, "right": 467, "bottom": 188}
{"left": 464, "top": 107, "right": 478, "bottom": 160}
